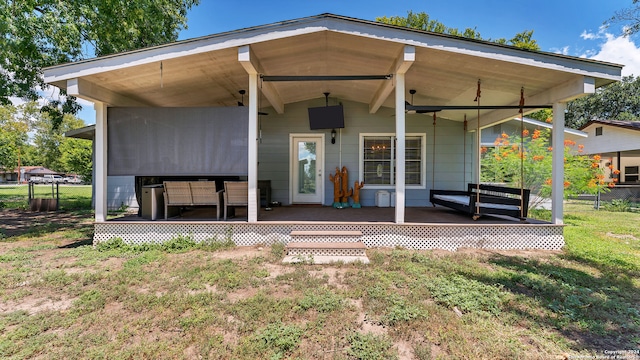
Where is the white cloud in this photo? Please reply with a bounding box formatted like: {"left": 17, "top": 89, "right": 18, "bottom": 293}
{"left": 9, "top": 84, "right": 96, "bottom": 125}
{"left": 590, "top": 33, "right": 640, "bottom": 77}
{"left": 551, "top": 46, "right": 571, "bottom": 55}
{"left": 580, "top": 30, "right": 599, "bottom": 40}
{"left": 579, "top": 27, "right": 640, "bottom": 77}
{"left": 10, "top": 85, "right": 60, "bottom": 108}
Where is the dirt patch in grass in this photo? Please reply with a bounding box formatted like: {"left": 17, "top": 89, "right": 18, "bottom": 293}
{"left": 453, "top": 247, "right": 563, "bottom": 259}
{"left": 0, "top": 294, "right": 74, "bottom": 315}
{"left": 0, "top": 209, "right": 93, "bottom": 239}
{"left": 606, "top": 231, "right": 638, "bottom": 240}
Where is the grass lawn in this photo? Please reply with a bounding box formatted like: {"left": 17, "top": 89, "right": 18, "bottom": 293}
{"left": 0, "top": 184, "right": 92, "bottom": 210}
{"left": 0, "top": 201, "right": 638, "bottom": 359}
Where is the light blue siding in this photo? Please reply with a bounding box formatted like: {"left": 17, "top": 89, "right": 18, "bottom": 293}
{"left": 258, "top": 99, "right": 474, "bottom": 207}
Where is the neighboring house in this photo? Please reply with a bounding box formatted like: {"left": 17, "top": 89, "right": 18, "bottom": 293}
{"left": 481, "top": 116, "right": 587, "bottom": 147}
{"left": 1, "top": 166, "right": 55, "bottom": 183}
{"left": 0, "top": 168, "right": 18, "bottom": 183}
{"left": 25, "top": 167, "right": 61, "bottom": 178}
{"left": 579, "top": 119, "right": 640, "bottom": 184}
{"left": 43, "top": 14, "right": 622, "bottom": 248}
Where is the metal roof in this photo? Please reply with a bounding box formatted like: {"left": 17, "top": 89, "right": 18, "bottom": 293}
{"left": 579, "top": 119, "right": 640, "bottom": 131}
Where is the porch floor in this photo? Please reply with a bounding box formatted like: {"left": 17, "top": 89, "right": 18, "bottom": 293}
{"left": 113, "top": 205, "right": 548, "bottom": 225}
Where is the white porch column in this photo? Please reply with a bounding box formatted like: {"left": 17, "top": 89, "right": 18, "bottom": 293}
{"left": 94, "top": 102, "right": 108, "bottom": 222}
{"left": 247, "top": 73, "right": 259, "bottom": 222}
{"left": 395, "top": 73, "right": 406, "bottom": 224}
{"left": 551, "top": 102, "right": 566, "bottom": 225}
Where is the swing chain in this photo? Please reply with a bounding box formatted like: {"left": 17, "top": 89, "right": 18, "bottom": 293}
{"left": 519, "top": 87, "right": 525, "bottom": 114}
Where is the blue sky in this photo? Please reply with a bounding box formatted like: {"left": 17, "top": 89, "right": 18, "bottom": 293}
{"left": 75, "top": 0, "right": 640, "bottom": 123}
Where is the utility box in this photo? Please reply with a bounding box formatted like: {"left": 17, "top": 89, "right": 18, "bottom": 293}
{"left": 375, "top": 190, "right": 390, "bottom": 207}
{"left": 142, "top": 184, "right": 164, "bottom": 220}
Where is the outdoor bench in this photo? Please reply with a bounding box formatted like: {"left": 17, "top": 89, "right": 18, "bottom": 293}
{"left": 223, "top": 181, "right": 259, "bottom": 220}
{"left": 163, "top": 181, "right": 223, "bottom": 220}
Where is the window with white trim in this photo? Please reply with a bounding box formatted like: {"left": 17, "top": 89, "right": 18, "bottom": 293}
{"left": 359, "top": 133, "right": 426, "bottom": 188}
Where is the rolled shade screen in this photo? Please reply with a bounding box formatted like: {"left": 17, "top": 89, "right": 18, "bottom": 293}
{"left": 108, "top": 107, "right": 248, "bottom": 176}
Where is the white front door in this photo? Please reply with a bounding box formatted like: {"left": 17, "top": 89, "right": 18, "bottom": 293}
{"left": 291, "top": 135, "right": 324, "bottom": 204}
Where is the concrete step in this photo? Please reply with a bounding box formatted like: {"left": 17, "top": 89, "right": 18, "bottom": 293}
{"left": 289, "top": 230, "right": 363, "bottom": 242}
{"left": 282, "top": 255, "right": 369, "bottom": 264}
{"left": 284, "top": 238, "right": 369, "bottom": 264}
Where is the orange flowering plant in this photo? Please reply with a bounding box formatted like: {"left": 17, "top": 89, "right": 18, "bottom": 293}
{"left": 481, "top": 128, "right": 610, "bottom": 207}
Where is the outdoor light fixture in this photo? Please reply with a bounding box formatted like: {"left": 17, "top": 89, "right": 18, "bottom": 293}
{"left": 331, "top": 129, "right": 337, "bottom": 144}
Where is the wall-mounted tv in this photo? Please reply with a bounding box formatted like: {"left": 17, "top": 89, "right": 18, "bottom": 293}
{"left": 308, "top": 105, "right": 345, "bottom": 130}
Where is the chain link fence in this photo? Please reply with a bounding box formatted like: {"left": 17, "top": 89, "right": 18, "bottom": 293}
{"left": 595, "top": 185, "right": 640, "bottom": 210}
{"left": 0, "top": 184, "right": 92, "bottom": 211}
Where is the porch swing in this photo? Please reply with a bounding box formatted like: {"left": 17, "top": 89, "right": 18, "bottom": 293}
{"left": 428, "top": 81, "right": 531, "bottom": 221}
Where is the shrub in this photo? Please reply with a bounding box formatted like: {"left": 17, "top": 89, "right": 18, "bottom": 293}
{"left": 298, "top": 289, "right": 344, "bottom": 313}
{"left": 95, "top": 234, "right": 235, "bottom": 253}
{"left": 481, "top": 128, "right": 610, "bottom": 208}
{"left": 346, "top": 332, "right": 398, "bottom": 360}
{"left": 426, "top": 275, "right": 506, "bottom": 315}
{"left": 603, "top": 199, "right": 632, "bottom": 212}
{"left": 270, "top": 242, "right": 286, "bottom": 260}
{"left": 250, "top": 322, "right": 303, "bottom": 357}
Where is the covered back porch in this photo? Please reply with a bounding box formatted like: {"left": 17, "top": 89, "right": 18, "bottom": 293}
{"left": 44, "top": 14, "right": 622, "bottom": 249}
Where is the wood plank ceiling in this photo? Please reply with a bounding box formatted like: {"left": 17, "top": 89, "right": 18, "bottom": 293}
{"left": 49, "top": 14, "right": 620, "bottom": 123}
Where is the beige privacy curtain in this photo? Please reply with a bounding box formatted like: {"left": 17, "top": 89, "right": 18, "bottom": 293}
{"left": 108, "top": 107, "right": 249, "bottom": 176}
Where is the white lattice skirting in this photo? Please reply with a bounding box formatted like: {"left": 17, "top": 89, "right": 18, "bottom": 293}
{"left": 93, "top": 222, "right": 564, "bottom": 251}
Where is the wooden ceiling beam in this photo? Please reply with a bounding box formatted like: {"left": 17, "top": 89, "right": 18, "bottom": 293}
{"left": 238, "top": 45, "right": 285, "bottom": 114}
{"left": 67, "top": 78, "right": 151, "bottom": 106}
{"left": 369, "top": 46, "right": 415, "bottom": 114}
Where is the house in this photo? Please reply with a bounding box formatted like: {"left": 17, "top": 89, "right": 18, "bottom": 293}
{"left": 0, "top": 166, "right": 60, "bottom": 183}
{"left": 578, "top": 119, "right": 640, "bottom": 204}
{"left": 481, "top": 117, "right": 587, "bottom": 147}
{"left": 0, "top": 168, "right": 18, "bottom": 183}
{"left": 44, "top": 14, "right": 622, "bottom": 249}
{"left": 579, "top": 119, "right": 640, "bottom": 184}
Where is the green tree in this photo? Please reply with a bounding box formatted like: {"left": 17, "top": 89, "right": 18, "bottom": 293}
{"left": 481, "top": 128, "right": 610, "bottom": 208}
{"left": 565, "top": 76, "right": 640, "bottom": 129}
{"left": 376, "top": 11, "right": 539, "bottom": 50}
{"left": 18, "top": 145, "right": 38, "bottom": 167}
{"left": 527, "top": 109, "right": 553, "bottom": 123}
{"left": 59, "top": 138, "right": 93, "bottom": 183}
{"left": 1, "top": 0, "right": 199, "bottom": 127}
{"left": 0, "top": 104, "right": 30, "bottom": 171}
{"left": 30, "top": 106, "right": 87, "bottom": 172}
{"left": 499, "top": 30, "right": 539, "bottom": 51}
{"left": 377, "top": 11, "right": 464, "bottom": 35}
{"left": 606, "top": 0, "right": 640, "bottom": 36}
